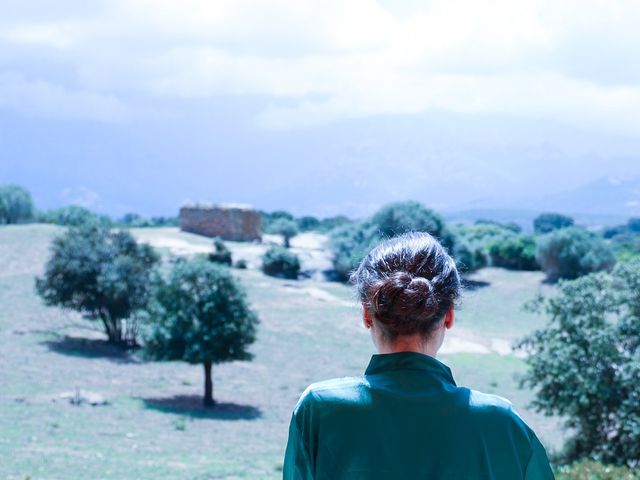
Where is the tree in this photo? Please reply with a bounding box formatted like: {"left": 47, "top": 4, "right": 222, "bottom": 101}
{"left": 35, "top": 224, "right": 159, "bottom": 345}
{"left": 628, "top": 218, "right": 640, "bottom": 233}
{"left": 144, "top": 258, "right": 259, "bottom": 406}
{"left": 536, "top": 227, "right": 615, "bottom": 281}
{"left": 262, "top": 245, "right": 301, "bottom": 279}
{"left": 38, "top": 205, "right": 111, "bottom": 227}
{"left": 208, "top": 237, "right": 232, "bottom": 266}
{"left": 297, "top": 215, "right": 320, "bottom": 232}
{"left": 488, "top": 234, "right": 539, "bottom": 271}
{"left": 0, "top": 184, "right": 34, "bottom": 224}
{"left": 328, "top": 221, "right": 380, "bottom": 281}
{"left": 371, "top": 201, "right": 455, "bottom": 250}
{"left": 269, "top": 218, "right": 299, "bottom": 248}
{"left": 533, "top": 212, "right": 574, "bottom": 234}
{"left": 517, "top": 259, "right": 640, "bottom": 466}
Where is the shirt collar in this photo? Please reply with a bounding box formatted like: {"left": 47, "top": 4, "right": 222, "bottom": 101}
{"left": 364, "top": 351, "right": 456, "bottom": 386}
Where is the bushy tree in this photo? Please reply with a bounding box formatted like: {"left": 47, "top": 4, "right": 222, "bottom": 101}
{"left": 208, "top": 237, "right": 232, "bottom": 266}
{"left": 452, "top": 239, "right": 488, "bottom": 273}
{"left": 261, "top": 245, "right": 301, "bottom": 279}
{"left": 297, "top": 215, "right": 320, "bottom": 232}
{"left": 517, "top": 259, "right": 640, "bottom": 466}
{"left": 35, "top": 224, "right": 159, "bottom": 345}
{"left": 533, "top": 212, "right": 574, "bottom": 234}
{"left": 38, "top": 205, "right": 111, "bottom": 227}
{"left": 628, "top": 218, "right": 640, "bottom": 233}
{"left": 488, "top": 234, "right": 539, "bottom": 271}
{"left": 0, "top": 184, "right": 34, "bottom": 224}
{"left": 371, "top": 201, "right": 455, "bottom": 250}
{"left": 144, "top": 258, "right": 259, "bottom": 406}
{"left": 536, "top": 227, "right": 615, "bottom": 281}
{"left": 269, "top": 218, "right": 299, "bottom": 248}
{"left": 328, "top": 221, "right": 380, "bottom": 281}
{"left": 317, "top": 215, "right": 352, "bottom": 232}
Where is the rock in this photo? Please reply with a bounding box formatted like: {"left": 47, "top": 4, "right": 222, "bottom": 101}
{"left": 59, "top": 390, "right": 109, "bottom": 406}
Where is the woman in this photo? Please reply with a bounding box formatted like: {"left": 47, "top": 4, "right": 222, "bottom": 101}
{"left": 283, "top": 232, "right": 554, "bottom": 479}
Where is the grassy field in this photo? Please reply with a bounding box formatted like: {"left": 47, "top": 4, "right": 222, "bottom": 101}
{"left": 0, "top": 225, "right": 563, "bottom": 480}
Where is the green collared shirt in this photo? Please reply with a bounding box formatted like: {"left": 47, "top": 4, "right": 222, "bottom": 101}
{"left": 283, "top": 351, "right": 554, "bottom": 479}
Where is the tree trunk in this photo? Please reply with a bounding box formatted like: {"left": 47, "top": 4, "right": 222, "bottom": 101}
{"left": 203, "top": 361, "right": 214, "bottom": 407}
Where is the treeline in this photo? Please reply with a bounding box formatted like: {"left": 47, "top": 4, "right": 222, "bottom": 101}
{"left": 0, "top": 184, "right": 177, "bottom": 227}
{"left": 322, "top": 203, "right": 632, "bottom": 283}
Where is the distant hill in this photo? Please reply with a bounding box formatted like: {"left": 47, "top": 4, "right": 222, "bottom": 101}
{"left": 446, "top": 176, "right": 640, "bottom": 231}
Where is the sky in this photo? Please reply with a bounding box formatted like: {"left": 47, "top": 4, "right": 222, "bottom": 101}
{"left": 1, "top": 0, "right": 640, "bottom": 218}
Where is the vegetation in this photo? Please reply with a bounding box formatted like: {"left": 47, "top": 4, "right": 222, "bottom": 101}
{"left": 0, "top": 184, "right": 34, "bottom": 224}
{"left": 261, "top": 245, "right": 301, "bottom": 279}
{"left": 268, "top": 218, "right": 299, "bottom": 248}
{"left": 328, "top": 221, "right": 380, "bottom": 280}
{"left": 487, "top": 234, "right": 539, "bottom": 270}
{"left": 35, "top": 223, "right": 159, "bottom": 345}
{"left": 208, "top": 237, "right": 232, "bottom": 266}
{"left": 144, "top": 258, "right": 259, "bottom": 406}
{"left": 37, "top": 205, "right": 111, "bottom": 227}
{"left": 518, "top": 259, "right": 640, "bottom": 466}
{"left": 536, "top": 227, "right": 615, "bottom": 281}
{"left": 117, "top": 213, "right": 178, "bottom": 227}
{"left": 452, "top": 239, "right": 488, "bottom": 273}
{"left": 370, "top": 200, "right": 455, "bottom": 250}
{"left": 534, "top": 212, "right": 575, "bottom": 234}
{"left": 555, "top": 460, "right": 640, "bottom": 480}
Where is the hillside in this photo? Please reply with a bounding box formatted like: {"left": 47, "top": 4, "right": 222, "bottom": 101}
{"left": 0, "top": 225, "right": 562, "bottom": 479}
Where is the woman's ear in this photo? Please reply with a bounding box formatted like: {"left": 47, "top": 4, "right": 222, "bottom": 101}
{"left": 362, "top": 304, "right": 373, "bottom": 329}
{"left": 444, "top": 306, "right": 455, "bottom": 330}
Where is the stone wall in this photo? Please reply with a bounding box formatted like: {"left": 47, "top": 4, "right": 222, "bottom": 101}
{"left": 179, "top": 205, "right": 262, "bottom": 242}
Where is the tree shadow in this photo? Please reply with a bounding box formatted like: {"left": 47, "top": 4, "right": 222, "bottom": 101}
{"left": 41, "top": 335, "right": 141, "bottom": 364}
{"left": 141, "top": 394, "right": 262, "bottom": 420}
{"left": 461, "top": 278, "right": 491, "bottom": 291}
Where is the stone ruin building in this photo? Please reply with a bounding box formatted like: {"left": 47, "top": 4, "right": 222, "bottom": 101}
{"left": 179, "top": 203, "right": 262, "bottom": 242}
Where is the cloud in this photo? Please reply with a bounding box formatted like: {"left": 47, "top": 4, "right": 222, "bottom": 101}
{"left": 0, "top": 72, "right": 130, "bottom": 122}
{"left": 1, "top": 0, "right": 640, "bottom": 131}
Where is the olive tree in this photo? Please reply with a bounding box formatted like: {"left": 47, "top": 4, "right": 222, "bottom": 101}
{"left": 35, "top": 223, "right": 159, "bottom": 345}
{"left": 533, "top": 212, "right": 574, "bottom": 234}
{"left": 144, "top": 258, "right": 259, "bottom": 407}
{"left": 371, "top": 201, "right": 455, "bottom": 250}
{"left": 0, "top": 184, "right": 34, "bottom": 224}
{"left": 517, "top": 259, "right": 640, "bottom": 466}
{"left": 269, "top": 218, "right": 299, "bottom": 248}
{"left": 536, "top": 227, "right": 615, "bottom": 281}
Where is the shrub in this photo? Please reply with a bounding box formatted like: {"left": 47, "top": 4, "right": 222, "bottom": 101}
{"left": 488, "top": 234, "right": 539, "bottom": 270}
{"left": 144, "top": 258, "right": 259, "bottom": 406}
{"left": 536, "top": 227, "right": 615, "bottom": 281}
{"left": 35, "top": 224, "right": 159, "bottom": 345}
{"left": 208, "top": 237, "right": 232, "bottom": 266}
{"left": 328, "top": 221, "right": 380, "bottom": 281}
{"left": 371, "top": 201, "right": 454, "bottom": 250}
{"left": 629, "top": 218, "right": 640, "bottom": 233}
{"left": 262, "top": 245, "right": 301, "bottom": 279}
{"left": 269, "top": 218, "right": 299, "bottom": 248}
{"left": 38, "top": 205, "right": 111, "bottom": 227}
{"left": 517, "top": 259, "right": 640, "bottom": 466}
{"left": 555, "top": 460, "right": 640, "bottom": 479}
{"left": 533, "top": 212, "right": 574, "bottom": 234}
{"left": 234, "top": 259, "right": 248, "bottom": 269}
{"left": 0, "top": 184, "right": 34, "bottom": 224}
{"left": 452, "top": 239, "right": 488, "bottom": 273}
{"left": 297, "top": 216, "right": 320, "bottom": 232}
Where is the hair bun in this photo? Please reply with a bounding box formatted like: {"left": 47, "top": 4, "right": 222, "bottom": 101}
{"left": 370, "top": 272, "right": 439, "bottom": 334}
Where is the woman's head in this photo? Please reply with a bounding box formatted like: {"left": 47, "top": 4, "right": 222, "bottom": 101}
{"left": 350, "top": 232, "right": 461, "bottom": 342}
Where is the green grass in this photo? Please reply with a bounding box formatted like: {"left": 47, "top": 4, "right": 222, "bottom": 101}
{"left": 0, "top": 224, "right": 564, "bottom": 479}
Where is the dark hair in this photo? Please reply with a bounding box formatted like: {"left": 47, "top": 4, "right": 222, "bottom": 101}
{"left": 350, "top": 232, "right": 461, "bottom": 339}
